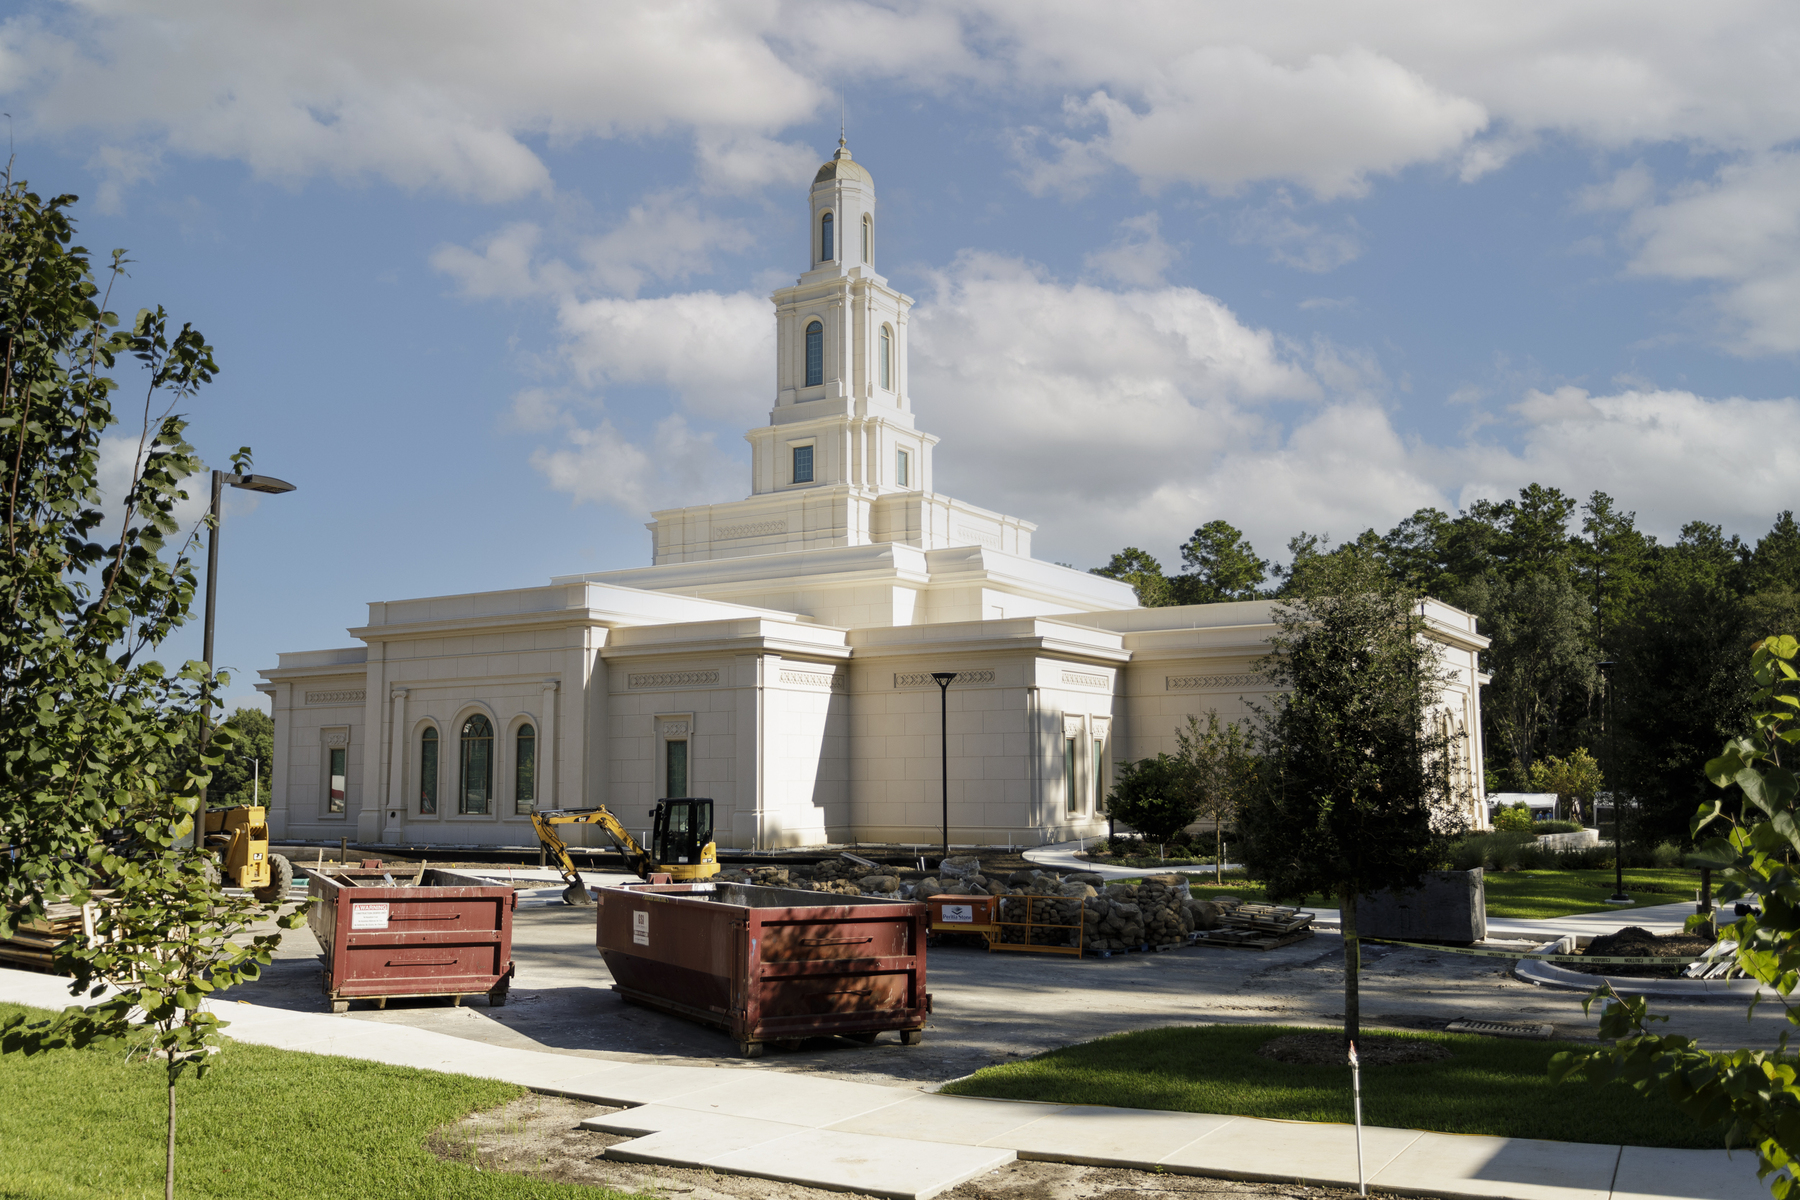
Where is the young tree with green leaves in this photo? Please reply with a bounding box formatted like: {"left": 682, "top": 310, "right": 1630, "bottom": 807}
{"left": 1529, "top": 748, "right": 1602, "bottom": 825}
{"left": 0, "top": 177, "right": 303, "bottom": 1200}
{"left": 1089, "top": 546, "right": 1174, "bottom": 607}
{"left": 1176, "top": 710, "right": 1256, "bottom": 881}
{"left": 1238, "top": 548, "right": 1464, "bottom": 1046}
{"left": 1554, "top": 635, "right": 1800, "bottom": 1196}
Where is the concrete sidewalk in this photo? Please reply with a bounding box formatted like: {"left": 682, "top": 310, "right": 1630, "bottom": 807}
{"left": 0, "top": 966, "right": 1766, "bottom": 1200}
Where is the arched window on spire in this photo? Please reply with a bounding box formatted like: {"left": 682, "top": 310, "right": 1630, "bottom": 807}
{"left": 820, "top": 211, "right": 834, "bottom": 262}
{"left": 804, "top": 320, "right": 824, "bottom": 387}
{"left": 862, "top": 214, "right": 872, "bottom": 264}
{"left": 879, "top": 324, "right": 892, "bottom": 391}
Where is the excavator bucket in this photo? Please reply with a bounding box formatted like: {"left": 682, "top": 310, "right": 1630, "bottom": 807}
{"left": 563, "top": 881, "right": 595, "bottom": 907}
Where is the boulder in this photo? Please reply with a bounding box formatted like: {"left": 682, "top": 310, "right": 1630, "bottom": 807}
{"left": 914, "top": 877, "right": 944, "bottom": 900}
{"left": 858, "top": 875, "right": 901, "bottom": 894}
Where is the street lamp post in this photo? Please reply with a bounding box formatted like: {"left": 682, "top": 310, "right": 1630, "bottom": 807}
{"left": 932, "top": 672, "right": 957, "bottom": 865}
{"left": 199, "top": 470, "right": 297, "bottom": 828}
{"left": 1598, "top": 658, "right": 1630, "bottom": 903}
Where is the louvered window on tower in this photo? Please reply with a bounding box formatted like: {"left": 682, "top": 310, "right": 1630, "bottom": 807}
{"left": 804, "top": 320, "right": 823, "bottom": 386}
{"left": 793, "top": 444, "right": 814, "bottom": 483}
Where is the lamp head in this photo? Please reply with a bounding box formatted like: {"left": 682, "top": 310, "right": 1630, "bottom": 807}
{"left": 1597, "top": 658, "right": 1616, "bottom": 675}
{"left": 228, "top": 473, "right": 297, "bottom": 495}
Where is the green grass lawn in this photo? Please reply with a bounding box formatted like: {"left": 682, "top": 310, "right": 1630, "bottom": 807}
{"left": 0, "top": 1003, "right": 638, "bottom": 1200}
{"left": 940, "top": 1024, "right": 1721, "bottom": 1148}
{"left": 1159, "top": 868, "right": 1702, "bottom": 920}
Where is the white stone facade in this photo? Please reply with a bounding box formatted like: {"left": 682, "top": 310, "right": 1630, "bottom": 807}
{"left": 261, "top": 144, "right": 1491, "bottom": 850}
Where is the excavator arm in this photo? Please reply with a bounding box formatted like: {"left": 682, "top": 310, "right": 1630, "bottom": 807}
{"left": 530, "top": 807, "right": 653, "bottom": 906}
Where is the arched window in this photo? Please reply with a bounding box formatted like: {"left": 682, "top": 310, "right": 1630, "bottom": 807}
{"left": 419, "top": 727, "right": 438, "bottom": 814}
{"left": 879, "top": 324, "right": 892, "bottom": 391}
{"left": 459, "top": 714, "right": 493, "bottom": 815}
{"left": 804, "top": 320, "right": 824, "bottom": 387}
{"left": 820, "top": 211, "right": 834, "bottom": 262}
{"left": 862, "top": 214, "right": 872, "bottom": 264}
{"left": 515, "top": 724, "right": 536, "bottom": 815}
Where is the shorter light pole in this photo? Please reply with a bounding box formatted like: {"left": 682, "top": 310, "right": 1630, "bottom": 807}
{"left": 1598, "top": 658, "right": 1630, "bottom": 903}
{"left": 196, "top": 470, "right": 297, "bottom": 846}
{"left": 932, "top": 672, "right": 957, "bottom": 865}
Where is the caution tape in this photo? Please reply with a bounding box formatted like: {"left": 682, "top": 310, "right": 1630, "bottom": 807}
{"left": 1360, "top": 937, "right": 1732, "bottom": 967}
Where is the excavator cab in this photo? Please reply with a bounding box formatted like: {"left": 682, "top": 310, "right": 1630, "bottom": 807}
{"left": 651, "top": 798, "right": 715, "bottom": 870}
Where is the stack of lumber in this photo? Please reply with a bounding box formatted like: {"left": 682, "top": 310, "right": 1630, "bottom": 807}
{"left": 1193, "top": 902, "right": 1315, "bottom": 951}
{"left": 0, "top": 898, "right": 99, "bottom": 974}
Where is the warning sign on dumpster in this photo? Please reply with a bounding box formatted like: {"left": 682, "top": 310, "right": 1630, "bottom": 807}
{"left": 632, "top": 910, "right": 649, "bottom": 946}
{"left": 940, "top": 904, "right": 973, "bottom": 924}
{"left": 350, "top": 902, "right": 389, "bottom": 931}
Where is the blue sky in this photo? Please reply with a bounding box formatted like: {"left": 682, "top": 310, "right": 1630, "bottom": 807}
{"left": 4, "top": 2, "right": 1800, "bottom": 712}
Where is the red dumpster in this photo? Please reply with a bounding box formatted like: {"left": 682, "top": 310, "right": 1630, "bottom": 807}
{"left": 305, "top": 865, "right": 517, "bottom": 1013}
{"left": 596, "top": 881, "right": 930, "bottom": 1057}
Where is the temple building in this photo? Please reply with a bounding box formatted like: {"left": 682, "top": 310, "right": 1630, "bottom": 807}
{"left": 259, "top": 140, "right": 1490, "bottom": 850}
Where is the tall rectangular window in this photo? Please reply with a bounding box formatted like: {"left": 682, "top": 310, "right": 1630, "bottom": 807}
{"left": 1065, "top": 737, "right": 1079, "bottom": 816}
{"left": 666, "top": 739, "right": 689, "bottom": 798}
{"left": 328, "top": 747, "right": 347, "bottom": 814}
{"left": 1094, "top": 737, "right": 1106, "bottom": 813}
{"left": 792, "top": 445, "right": 814, "bottom": 483}
{"left": 895, "top": 448, "right": 909, "bottom": 488}
{"left": 804, "top": 320, "right": 824, "bottom": 386}
{"left": 515, "top": 724, "right": 536, "bottom": 815}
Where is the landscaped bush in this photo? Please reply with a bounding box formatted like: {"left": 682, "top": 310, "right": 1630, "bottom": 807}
{"left": 1535, "top": 819, "right": 1585, "bottom": 834}
{"left": 1494, "top": 803, "right": 1536, "bottom": 832}
{"left": 1652, "top": 840, "right": 1683, "bottom": 868}
{"left": 1448, "top": 831, "right": 1658, "bottom": 872}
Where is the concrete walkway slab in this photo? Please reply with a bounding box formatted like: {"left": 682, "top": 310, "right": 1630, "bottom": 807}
{"left": 665, "top": 1073, "right": 913, "bottom": 1127}
{"left": 829, "top": 1092, "right": 1064, "bottom": 1146}
{"left": 1371, "top": 1131, "right": 1619, "bottom": 1200}
{"left": 704, "top": 1127, "right": 1015, "bottom": 1200}
{"left": 593, "top": 1110, "right": 816, "bottom": 1164}
{"left": 1161, "top": 1117, "right": 1423, "bottom": 1187}
{"left": 542, "top": 1061, "right": 735, "bottom": 1106}
{"left": 997, "top": 1105, "right": 1235, "bottom": 1166}
{"left": 1614, "top": 1146, "right": 1772, "bottom": 1200}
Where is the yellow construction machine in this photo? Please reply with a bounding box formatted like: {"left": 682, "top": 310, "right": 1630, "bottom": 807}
{"left": 530, "top": 797, "right": 719, "bottom": 905}
{"left": 202, "top": 805, "right": 294, "bottom": 903}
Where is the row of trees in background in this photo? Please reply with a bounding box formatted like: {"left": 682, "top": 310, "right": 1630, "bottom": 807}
{"left": 1094, "top": 493, "right": 1800, "bottom": 847}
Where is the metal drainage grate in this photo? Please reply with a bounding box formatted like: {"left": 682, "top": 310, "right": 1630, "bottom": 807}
{"left": 1445, "top": 1018, "right": 1554, "bottom": 1040}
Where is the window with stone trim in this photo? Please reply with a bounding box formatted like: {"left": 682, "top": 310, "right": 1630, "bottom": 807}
{"left": 328, "top": 746, "right": 347, "bottom": 814}
{"left": 792, "top": 444, "right": 814, "bottom": 483}
{"left": 895, "top": 447, "right": 909, "bottom": 488}
{"left": 418, "top": 727, "right": 438, "bottom": 814}
{"left": 804, "top": 320, "right": 823, "bottom": 387}
{"left": 879, "top": 324, "right": 892, "bottom": 390}
{"left": 666, "top": 739, "right": 689, "bottom": 798}
{"left": 460, "top": 714, "right": 493, "bottom": 815}
{"left": 863, "top": 213, "right": 872, "bottom": 263}
{"left": 820, "top": 211, "right": 833, "bottom": 261}
{"left": 1065, "top": 736, "right": 1079, "bottom": 815}
{"left": 515, "top": 724, "right": 536, "bottom": 815}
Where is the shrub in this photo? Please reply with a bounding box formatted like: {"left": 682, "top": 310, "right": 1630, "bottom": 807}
{"left": 1495, "top": 803, "right": 1536, "bottom": 832}
{"left": 1535, "top": 819, "right": 1585, "bottom": 834}
{"left": 1652, "top": 841, "right": 1683, "bottom": 868}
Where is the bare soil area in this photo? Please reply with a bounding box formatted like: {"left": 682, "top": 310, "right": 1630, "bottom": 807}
{"left": 1257, "top": 1032, "right": 1451, "bottom": 1067}
{"left": 1574, "top": 926, "right": 1717, "bottom": 979}
{"left": 429, "top": 1095, "right": 1444, "bottom": 1200}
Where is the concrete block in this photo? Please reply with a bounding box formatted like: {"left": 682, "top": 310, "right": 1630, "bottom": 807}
{"left": 1357, "top": 869, "right": 1487, "bottom": 944}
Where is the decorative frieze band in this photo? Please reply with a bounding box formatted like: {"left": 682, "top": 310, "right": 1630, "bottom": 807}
{"left": 954, "top": 526, "right": 1000, "bottom": 549}
{"left": 1167, "top": 674, "right": 1259, "bottom": 691}
{"left": 656, "top": 721, "right": 691, "bottom": 736}
{"left": 322, "top": 729, "right": 350, "bottom": 747}
{"left": 779, "top": 670, "right": 844, "bottom": 690}
{"left": 716, "top": 520, "right": 786, "bottom": 539}
{"left": 629, "top": 670, "right": 720, "bottom": 689}
{"left": 1061, "top": 671, "right": 1109, "bottom": 690}
{"left": 894, "top": 669, "right": 996, "bottom": 688}
{"left": 305, "top": 689, "right": 366, "bottom": 705}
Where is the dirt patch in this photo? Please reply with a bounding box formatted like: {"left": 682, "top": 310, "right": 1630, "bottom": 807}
{"left": 1257, "top": 1032, "right": 1451, "bottom": 1067}
{"left": 1574, "top": 927, "right": 1717, "bottom": 979}
{"left": 433, "top": 1094, "right": 1444, "bottom": 1200}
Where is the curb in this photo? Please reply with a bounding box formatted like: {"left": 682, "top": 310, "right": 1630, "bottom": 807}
{"left": 1513, "top": 936, "right": 1774, "bottom": 999}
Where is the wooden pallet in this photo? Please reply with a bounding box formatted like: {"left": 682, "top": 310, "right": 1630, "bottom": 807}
{"left": 0, "top": 897, "right": 101, "bottom": 975}
{"left": 1191, "top": 927, "right": 1316, "bottom": 952}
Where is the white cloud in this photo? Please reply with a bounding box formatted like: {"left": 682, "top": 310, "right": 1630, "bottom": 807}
{"left": 530, "top": 412, "right": 738, "bottom": 514}
{"left": 431, "top": 223, "right": 562, "bottom": 300}
{"left": 1, "top": 0, "right": 822, "bottom": 202}
{"left": 1082, "top": 213, "right": 1177, "bottom": 287}
{"left": 579, "top": 193, "right": 755, "bottom": 297}
{"left": 1576, "top": 162, "right": 1655, "bottom": 212}
{"left": 555, "top": 289, "right": 771, "bottom": 422}
{"left": 1233, "top": 197, "right": 1363, "bottom": 273}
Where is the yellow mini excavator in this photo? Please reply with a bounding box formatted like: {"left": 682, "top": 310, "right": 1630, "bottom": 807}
{"left": 529, "top": 797, "right": 719, "bottom": 905}
{"left": 201, "top": 805, "right": 294, "bottom": 903}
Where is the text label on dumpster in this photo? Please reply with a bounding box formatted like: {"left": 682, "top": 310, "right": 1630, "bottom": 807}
{"left": 941, "top": 904, "right": 973, "bottom": 924}
{"left": 351, "top": 902, "right": 389, "bottom": 931}
{"left": 632, "top": 910, "right": 649, "bottom": 946}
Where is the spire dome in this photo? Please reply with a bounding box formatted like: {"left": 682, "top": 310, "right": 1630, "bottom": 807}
{"left": 813, "top": 140, "right": 870, "bottom": 185}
